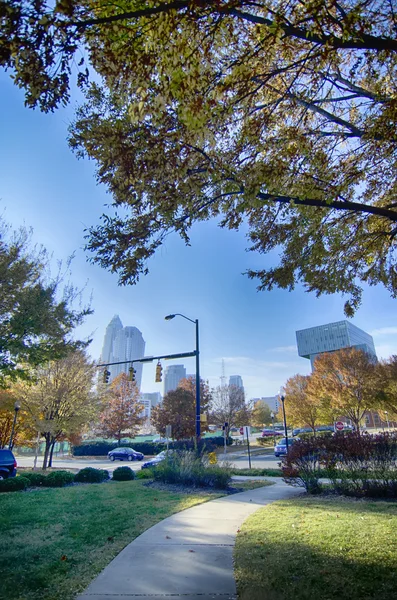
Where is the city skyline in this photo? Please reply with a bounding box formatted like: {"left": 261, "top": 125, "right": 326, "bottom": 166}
{"left": 100, "top": 316, "right": 146, "bottom": 389}
{"left": 1, "top": 72, "right": 397, "bottom": 401}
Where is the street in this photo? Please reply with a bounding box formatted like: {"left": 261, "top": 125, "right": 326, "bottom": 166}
{"left": 16, "top": 451, "right": 282, "bottom": 472}
{"left": 16, "top": 456, "right": 144, "bottom": 473}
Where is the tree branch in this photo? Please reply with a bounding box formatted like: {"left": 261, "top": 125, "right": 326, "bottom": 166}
{"left": 257, "top": 192, "right": 397, "bottom": 222}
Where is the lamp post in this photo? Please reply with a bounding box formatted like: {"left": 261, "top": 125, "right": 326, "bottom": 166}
{"left": 9, "top": 402, "right": 21, "bottom": 450}
{"left": 279, "top": 387, "right": 289, "bottom": 452}
{"left": 165, "top": 313, "right": 201, "bottom": 440}
{"left": 385, "top": 411, "right": 390, "bottom": 430}
{"left": 271, "top": 411, "right": 275, "bottom": 445}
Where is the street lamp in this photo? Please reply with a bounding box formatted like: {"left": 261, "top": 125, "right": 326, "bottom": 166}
{"left": 9, "top": 402, "right": 21, "bottom": 450}
{"left": 385, "top": 411, "right": 390, "bottom": 430}
{"left": 270, "top": 411, "right": 276, "bottom": 445}
{"left": 279, "top": 387, "right": 289, "bottom": 452}
{"left": 165, "top": 313, "right": 201, "bottom": 440}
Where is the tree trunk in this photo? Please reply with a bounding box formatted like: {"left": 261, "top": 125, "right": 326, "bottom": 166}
{"left": 48, "top": 439, "right": 57, "bottom": 467}
{"left": 42, "top": 436, "right": 52, "bottom": 470}
{"left": 33, "top": 432, "right": 41, "bottom": 471}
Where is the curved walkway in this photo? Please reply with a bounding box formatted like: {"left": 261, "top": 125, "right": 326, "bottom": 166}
{"left": 77, "top": 481, "right": 302, "bottom": 600}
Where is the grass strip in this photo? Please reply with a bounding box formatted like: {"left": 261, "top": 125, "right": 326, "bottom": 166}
{"left": 235, "top": 495, "right": 397, "bottom": 600}
{"left": 231, "top": 468, "right": 283, "bottom": 476}
{"left": 0, "top": 480, "right": 223, "bottom": 600}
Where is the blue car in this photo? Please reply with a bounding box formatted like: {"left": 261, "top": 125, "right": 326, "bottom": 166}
{"left": 0, "top": 449, "right": 17, "bottom": 480}
{"left": 108, "top": 447, "right": 144, "bottom": 462}
{"left": 274, "top": 437, "right": 300, "bottom": 458}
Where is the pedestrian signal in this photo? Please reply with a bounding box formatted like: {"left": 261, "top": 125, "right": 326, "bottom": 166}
{"left": 155, "top": 361, "right": 163, "bottom": 382}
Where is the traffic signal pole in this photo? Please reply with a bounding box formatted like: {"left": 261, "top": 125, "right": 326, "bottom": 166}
{"left": 97, "top": 350, "right": 197, "bottom": 369}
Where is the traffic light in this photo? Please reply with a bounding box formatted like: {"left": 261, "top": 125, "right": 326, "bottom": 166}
{"left": 103, "top": 368, "right": 111, "bottom": 384}
{"left": 155, "top": 361, "right": 163, "bottom": 382}
{"left": 128, "top": 366, "right": 136, "bottom": 382}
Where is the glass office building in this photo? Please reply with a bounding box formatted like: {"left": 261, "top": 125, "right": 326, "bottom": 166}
{"left": 296, "top": 320, "right": 377, "bottom": 369}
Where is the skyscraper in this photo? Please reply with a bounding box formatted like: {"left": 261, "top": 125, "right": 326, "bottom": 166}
{"left": 229, "top": 375, "right": 244, "bottom": 389}
{"left": 164, "top": 364, "right": 186, "bottom": 395}
{"left": 101, "top": 315, "right": 123, "bottom": 365}
{"left": 100, "top": 316, "right": 146, "bottom": 389}
{"left": 296, "top": 320, "right": 377, "bottom": 369}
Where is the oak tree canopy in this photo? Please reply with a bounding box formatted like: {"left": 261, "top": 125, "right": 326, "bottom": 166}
{"left": 2, "top": 1, "right": 397, "bottom": 313}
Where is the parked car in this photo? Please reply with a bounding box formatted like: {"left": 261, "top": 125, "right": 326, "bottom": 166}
{"left": 108, "top": 447, "right": 144, "bottom": 462}
{"left": 292, "top": 427, "right": 313, "bottom": 436}
{"left": 274, "top": 437, "right": 300, "bottom": 457}
{"left": 261, "top": 429, "right": 283, "bottom": 438}
{"left": 0, "top": 448, "right": 17, "bottom": 479}
{"left": 141, "top": 450, "right": 173, "bottom": 469}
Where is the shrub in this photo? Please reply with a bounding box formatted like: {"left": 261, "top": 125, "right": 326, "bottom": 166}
{"left": 256, "top": 437, "right": 274, "bottom": 446}
{"left": 74, "top": 467, "right": 109, "bottom": 483}
{"left": 0, "top": 476, "right": 29, "bottom": 493}
{"left": 283, "top": 431, "right": 397, "bottom": 497}
{"left": 20, "top": 472, "right": 46, "bottom": 487}
{"left": 72, "top": 436, "right": 231, "bottom": 456}
{"left": 153, "top": 450, "right": 232, "bottom": 489}
{"left": 136, "top": 469, "right": 154, "bottom": 479}
{"left": 112, "top": 466, "right": 136, "bottom": 481}
{"left": 42, "top": 470, "right": 75, "bottom": 488}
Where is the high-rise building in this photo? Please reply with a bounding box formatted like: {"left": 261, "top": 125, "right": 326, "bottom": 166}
{"left": 141, "top": 392, "right": 162, "bottom": 420}
{"left": 164, "top": 364, "right": 186, "bottom": 395}
{"left": 296, "top": 320, "right": 376, "bottom": 369}
{"left": 101, "top": 315, "right": 123, "bottom": 365}
{"left": 100, "top": 316, "right": 146, "bottom": 389}
{"left": 252, "top": 396, "right": 279, "bottom": 413}
{"left": 229, "top": 375, "right": 244, "bottom": 389}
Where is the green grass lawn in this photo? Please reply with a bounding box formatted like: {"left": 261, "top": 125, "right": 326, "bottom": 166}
{"left": 235, "top": 496, "right": 397, "bottom": 600}
{"left": 0, "top": 480, "right": 223, "bottom": 600}
{"left": 231, "top": 468, "right": 283, "bottom": 477}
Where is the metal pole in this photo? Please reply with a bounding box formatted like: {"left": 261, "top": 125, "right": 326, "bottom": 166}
{"left": 271, "top": 412, "right": 276, "bottom": 446}
{"left": 281, "top": 396, "right": 289, "bottom": 452}
{"left": 246, "top": 427, "right": 252, "bottom": 469}
{"left": 195, "top": 319, "right": 201, "bottom": 441}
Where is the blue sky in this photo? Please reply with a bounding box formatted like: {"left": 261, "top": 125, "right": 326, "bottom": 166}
{"left": 1, "top": 72, "right": 397, "bottom": 400}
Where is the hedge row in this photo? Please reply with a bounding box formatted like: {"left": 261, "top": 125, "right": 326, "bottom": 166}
{"left": 283, "top": 431, "right": 397, "bottom": 497}
{"left": 73, "top": 436, "right": 231, "bottom": 456}
{"left": 0, "top": 466, "right": 137, "bottom": 492}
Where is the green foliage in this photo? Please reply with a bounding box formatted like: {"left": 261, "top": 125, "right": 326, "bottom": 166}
{"left": 3, "top": 3, "right": 396, "bottom": 313}
{"left": 20, "top": 472, "right": 45, "bottom": 486}
{"left": 0, "top": 220, "right": 91, "bottom": 386}
{"left": 0, "top": 476, "right": 29, "bottom": 493}
{"left": 231, "top": 468, "right": 283, "bottom": 477}
{"left": 135, "top": 469, "right": 153, "bottom": 479}
{"left": 42, "top": 470, "right": 75, "bottom": 488}
{"left": 112, "top": 466, "right": 135, "bottom": 481}
{"left": 153, "top": 451, "right": 232, "bottom": 489}
{"left": 73, "top": 436, "right": 229, "bottom": 456}
{"left": 74, "top": 467, "right": 109, "bottom": 483}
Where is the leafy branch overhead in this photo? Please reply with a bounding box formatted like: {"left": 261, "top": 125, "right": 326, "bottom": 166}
{"left": 3, "top": 1, "right": 397, "bottom": 313}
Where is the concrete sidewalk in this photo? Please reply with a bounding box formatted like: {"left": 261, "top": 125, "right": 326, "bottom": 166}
{"left": 77, "top": 481, "right": 302, "bottom": 600}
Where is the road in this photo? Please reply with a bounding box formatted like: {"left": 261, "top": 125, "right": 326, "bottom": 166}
{"left": 16, "top": 456, "right": 145, "bottom": 473}
{"left": 16, "top": 451, "right": 282, "bottom": 472}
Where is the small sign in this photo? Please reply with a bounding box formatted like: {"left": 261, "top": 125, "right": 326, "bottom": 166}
{"left": 165, "top": 425, "right": 172, "bottom": 438}
{"left": 242, "top": 426, "right": 251, "bottom": 437}
{"left": 335, "top": 421, "right": 344, "bottom": 431}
